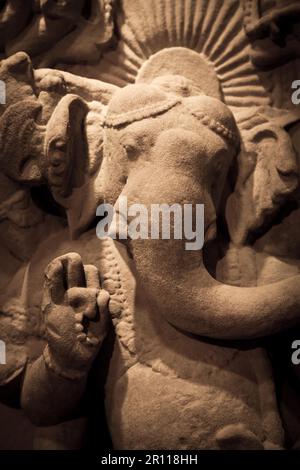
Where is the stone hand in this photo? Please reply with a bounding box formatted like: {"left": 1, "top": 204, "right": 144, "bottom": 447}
{"left": 42, "top": 252, "right": 110, "bottom": 377}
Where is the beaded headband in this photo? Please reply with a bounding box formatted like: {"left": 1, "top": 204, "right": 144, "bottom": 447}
{"left": 104, "top": 87, "right": 239, "bottom": 149}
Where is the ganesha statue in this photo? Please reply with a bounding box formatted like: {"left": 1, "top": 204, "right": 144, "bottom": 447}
{"left": 0, "top": 0, "right": 300, "bottom": 451}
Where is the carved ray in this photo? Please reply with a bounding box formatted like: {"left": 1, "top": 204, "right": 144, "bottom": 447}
{"left": 165, "top": 0, "right": 176, "bottom": 46}
{"left": 135, "top": 0, "right": 160, "bottom": 53}
{"left": 98, "top": 58, "right": 135, "bottom": 86}
{"left": 183, "top": 0, "right": 195, "bottom": 48}
{"left": 97, "top": 0, "right": 269, "bottom": 108}
{"left": 189, "top": 1, "right": 206, "bottom": 50}
{"left": 152, "top": 0, "right": 169, "bottom": 50}
{"left": 222, "top": 75, "right": 262, "bottom": 88}
{"left": 119, "top": 22, "right": 147, "bottom": 61}
{"left": 208, "top": 4, "right": 243, "bottom": 61}
{"left": 175, "top": 0, "right": 184, "bottom": 46}
{"left": 216, "top": 50, "right": 250, "bottom": 77}
{"left": 213, "top": 35, "right": 248, "bottom": 69}
{"left": 196, "top": 0, "right": 221, "bottom": 53}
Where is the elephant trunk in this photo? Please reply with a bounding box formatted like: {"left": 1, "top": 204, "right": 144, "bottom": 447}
{"left": 129, "top": 237, "right": 300, "bottom": 340}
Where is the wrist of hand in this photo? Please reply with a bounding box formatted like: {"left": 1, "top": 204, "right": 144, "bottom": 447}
{"left": 43, "top": 345, "right": 89, "bottom": 381}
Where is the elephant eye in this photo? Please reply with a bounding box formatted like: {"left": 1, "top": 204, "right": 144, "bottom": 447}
{"left": 122, "top": 140, "right": 139, "bottom": 160}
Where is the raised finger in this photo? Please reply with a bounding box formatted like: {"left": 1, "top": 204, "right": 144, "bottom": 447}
{"left": 84, "top": 265, "right": 100, "bottom": 289}
{"left": 88, "top": 292, "right": 110, "bottom": 342}
{"left": 61, "top": 252, "right": 85, "bottom": 288}
{"left": 44, "top": 257, "right": 65, "bottom": 304}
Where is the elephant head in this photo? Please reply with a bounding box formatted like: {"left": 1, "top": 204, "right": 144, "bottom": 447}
{"left": 99, "top": 77, "right": 300, "bottom": 340}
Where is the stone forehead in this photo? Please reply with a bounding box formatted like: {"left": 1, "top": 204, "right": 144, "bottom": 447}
{"left": 104, "top": 83, "right": 181, "bottom": 127}
{"left": 104, "top": 83, "right": 239, "bottom": 148}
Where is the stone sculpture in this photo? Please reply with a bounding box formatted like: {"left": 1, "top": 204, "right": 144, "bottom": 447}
{"left": 0, "top": 1, "right": 115, "bottom": 67}
{"left": 243, "top": 0, "right": 300, "bottom": 69}
{"left": 0, "top": 0, "right": 300, "bottom": 451}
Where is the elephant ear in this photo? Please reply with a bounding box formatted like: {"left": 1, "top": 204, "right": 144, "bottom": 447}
{"left": 34, "top": 68, "right": 119, "bottom": 237}
{"left": 226, "top": 107, "right": 300, "bottom": 246}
